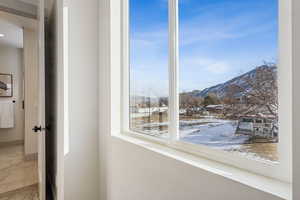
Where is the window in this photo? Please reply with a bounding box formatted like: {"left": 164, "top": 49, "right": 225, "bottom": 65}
{"left": 125, "top": 0, "right": 291, "bottom": 182}
{"left": 178, "top": 0, "right": 279, "bottom": 163}
{"left": 129, "top": 0, "right": 169, "bottom": 138}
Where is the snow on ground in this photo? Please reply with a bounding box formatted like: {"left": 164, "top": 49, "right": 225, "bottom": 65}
{"left": 180, "top": 119, "right": 250, "bottom": 149}
{"left": 179, "top": 119, "right": 277, "bottom": 162}
{"left": 136, "top": 118, "right": 250, "bottom": 148}
{"left": 132, "top": 117, "right": 277, "bottom": 162}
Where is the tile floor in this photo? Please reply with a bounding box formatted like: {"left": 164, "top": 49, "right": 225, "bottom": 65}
{"left": 0, "top": 185, "right": 38, "bottom": 200}
{"left": 0, "top": 145, "right": 38, "bottom": 199}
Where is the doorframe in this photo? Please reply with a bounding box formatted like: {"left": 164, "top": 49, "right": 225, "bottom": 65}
{"left": 37, "top": 0, "right": 46, "bottom": 199}
{"left": 0, "top": 3, "right": 48, "bottom": 199}
{"left": 56, "top": 0, "right": 66, "bottom": 199}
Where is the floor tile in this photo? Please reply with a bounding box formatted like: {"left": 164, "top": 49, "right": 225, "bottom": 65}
{"left": 0, "top": 145, "right": 38, "bottom": 197}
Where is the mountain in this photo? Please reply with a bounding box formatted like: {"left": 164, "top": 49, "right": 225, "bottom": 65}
{"left": 188, "top": 65, "right": 277, "bottom": 99}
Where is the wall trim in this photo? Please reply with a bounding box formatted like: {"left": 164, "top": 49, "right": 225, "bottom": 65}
{"left": 24, "top": 152, "right": 38, "bottom": 161}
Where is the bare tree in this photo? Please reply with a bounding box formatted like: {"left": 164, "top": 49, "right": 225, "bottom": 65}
{"left": 246, "top": 64, "right": 278, "bottom": 116}
{"left": 180, "top": 93, "right": 203, "bottom": 115}
{"left": 203, "top": 93, "right": 220, "bottom": 106}
{"left": 223, "top": 63, "right": 278, "bottom": 119}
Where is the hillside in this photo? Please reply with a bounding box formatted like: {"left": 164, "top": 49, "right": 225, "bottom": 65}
{"left": 188, "top": 65, "right": 277, "bottom": 99}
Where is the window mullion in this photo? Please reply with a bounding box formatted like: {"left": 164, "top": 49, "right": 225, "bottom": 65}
{"left": 168, "top": 0, "right": 179, "bottom": 142}
{"left": 122, "top": 0, "right": 130, "bottom": 132}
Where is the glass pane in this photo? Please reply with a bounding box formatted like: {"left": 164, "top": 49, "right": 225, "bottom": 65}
{"left": 179, "top": 0, "right": 278, "bottom": 162}
{"left": 129, "top": 0, "right": 169, "bottom": 138}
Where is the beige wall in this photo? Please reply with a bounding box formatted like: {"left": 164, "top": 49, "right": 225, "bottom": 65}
{"left": 23, "top": 28, "right": 38, "bottom": 155}
{"left": 0, "top": 44, "right": 24, "bottom": 143}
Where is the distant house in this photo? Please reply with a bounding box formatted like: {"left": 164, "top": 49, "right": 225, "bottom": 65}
{"left": 180, "top": 106, "right": 206, "bottom": 116}
{"left": 154, "top": 106, "right": 168, "bottom": 113}
{"left": 205, "top": 105, "right": 224, "bottom": 113}
{"left": 235, "top": 114, "right": 277, "bottom": 139}
{"left": 130, "top": 105, "right": 168, "bottom": 118}
{"left": 179, "top": 109, "right": 187, "bottom": 115}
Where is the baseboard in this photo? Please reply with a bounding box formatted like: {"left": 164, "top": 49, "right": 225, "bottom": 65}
{"left": 24, "top": 153, "right": 38, "bottom": 161}
{"left": 0, "top": 140, "right": 23, "bottom": 148}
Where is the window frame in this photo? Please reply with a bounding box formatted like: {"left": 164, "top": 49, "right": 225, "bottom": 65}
{"left": 121, "top": 0, "right": 292, "bottom": 183}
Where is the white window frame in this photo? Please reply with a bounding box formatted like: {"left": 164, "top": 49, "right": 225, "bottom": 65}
{"left": 121, "top": 0, "right": 292, "bottom": 183}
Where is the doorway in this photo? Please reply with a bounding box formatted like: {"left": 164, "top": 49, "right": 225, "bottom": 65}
{"left": 0, "top": 1, "right": 46, "bottom": 200}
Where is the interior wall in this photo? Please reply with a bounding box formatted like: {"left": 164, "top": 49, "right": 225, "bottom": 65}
{"left": 57, "top": 0, "right": 100, "bottom": 199}
{"left": 0, "top": 44, "right": 24, "bottom": 143}
{"left": 109, "top": 138, "right": 284, "bottom": 200}
{"left": 23, "top": 28, "right": 38, "bottom": 155}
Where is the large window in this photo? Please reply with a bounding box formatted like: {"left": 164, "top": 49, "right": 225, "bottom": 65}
{"left": 126, "top": 0, "right": 289, "bottom": 181}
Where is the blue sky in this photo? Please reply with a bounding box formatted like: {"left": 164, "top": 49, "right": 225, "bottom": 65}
{"left": 130, "top": 0, "right": 278, "bottom": 97}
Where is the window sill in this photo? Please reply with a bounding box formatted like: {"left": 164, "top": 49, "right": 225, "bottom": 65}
{"left": 112, "top": 132, "right": 291, "bottom": 200}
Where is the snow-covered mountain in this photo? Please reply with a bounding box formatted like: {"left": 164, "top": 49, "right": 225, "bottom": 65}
{"left": 130, "top": 65, "right": 277, "bottom": 102}
{"left": 189, "top": 65, "right": 277, "bottom": 98}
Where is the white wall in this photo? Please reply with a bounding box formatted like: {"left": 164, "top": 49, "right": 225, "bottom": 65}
{"left": 62, "top": 0, "right": 100, "bottom": 199}
{"left": 23, "top": 28, "right": 38, "bottom": 155}
{"left": 109, "top": 138, "right": 284, "bottom": 200}
{"left": 0, "top": 44, "right": 24, "bottom": 143}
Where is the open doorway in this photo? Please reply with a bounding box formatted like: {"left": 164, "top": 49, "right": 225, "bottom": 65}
{"left": 0, "top": 1, "right": 46, "bottom": 199}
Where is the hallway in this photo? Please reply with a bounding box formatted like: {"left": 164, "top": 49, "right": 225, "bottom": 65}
{"left": 0, "top": 144, "right": 38, "bottom": 199}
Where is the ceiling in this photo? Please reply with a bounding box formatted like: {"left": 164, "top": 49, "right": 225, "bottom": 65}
{"left": 18, "top": 0, "right": 38, "bottom": 6}
{"left": 0, "top": 0, "right": 39, "bottom": 48}
{"left": 0, "top": 19, "right": 23, "bottom": 48}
